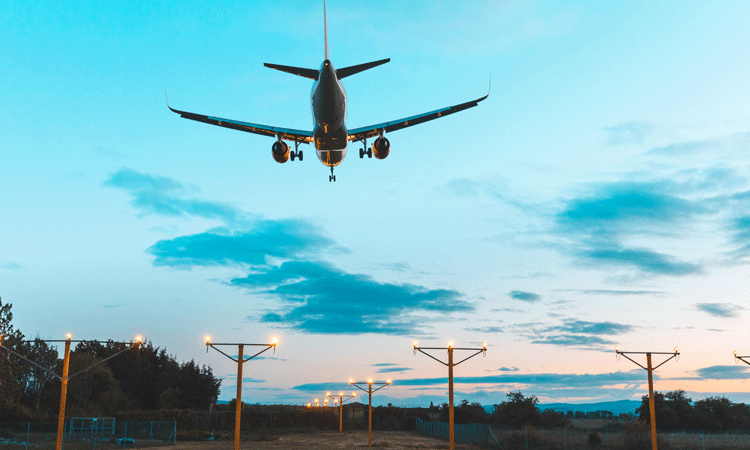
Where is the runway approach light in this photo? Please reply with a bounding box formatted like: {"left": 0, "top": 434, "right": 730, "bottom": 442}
{"left": 352, "top": 392, "right": 356, "bottom": 397}
{"left": 368, "top": 378, "right": 373, "bottom": 384}
{"left": 271, "top": 337, "right": 278, "bottom": 345}
{"left": 614, "top": 346, "right": 620, "bottom": 352}
{"left": 674, "top": 347, "right": 679, "bottom": 353}
{"left": 349, "top": 378, "right": 354, "bottom": 384}
{"left": 327, "top": 392, "right": 331, "bottom": 397}
{"left": 386, "top": 379, "right": 391, "bottom": 384}
{"left": 413, "top": 340, "right": 418, "bottom": 348}
{"left": 482, "top": 342, "right": 488, "bottom": 349}
{"left": 135, "top": 335, "right": 143, "bottom": 343}
{"left": 339, "top": 392, "right": 343, "bottom": 396}
{"left": 66, "top": 333, "right": 72, "bottom": 340}
{"left": 734, "top": 350, "right": 738, "bottom": 356}
{"left": 448, "top": 341, "right": 453, "bottom": 348}
{"left": 205, "top": 336, "right": 211, "bottom": 343}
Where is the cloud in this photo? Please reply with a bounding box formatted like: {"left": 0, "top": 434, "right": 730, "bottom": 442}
{"left": 603, "top": 121, "right": 653, "bottom": 145}
{"left": 0, "top": 261, "right": 21, "bottom": 270}
{"left": 147, "top": 220, "right": 338, "bottom": 269}
{"left": 464, "top": 326, "right": 505, "bottom": 333}
{"left": 554, "top": 181, "right": 704, "bottom": 277}
{"left": 110, "top": 169, "right": 470, "bottom": 336}
{"left": 103, "top": 303, "right": 125, "bottom": 309}
{"left": 105, "top": 168, "right": 240, "bottom": 222}
{"left": 498, "top": 367, "right": 519, "bottom": 372}
{"left": 445, "top": 178, "right": 505, "bottom": 200}
{"left": 237, "top": 260, "right": 473, "bottom": 335}
{"left": 646, "top": 131, "right": 750, "bottom": 157}
{"left": 577, "top": 247, "right": 702, "bottom": 276}
{"left": 674, "top": 365, "right": 750, "bottom": 381}
{"left": 560, "top": 289, "right": 667, "bottom": 296}
{"left": 508, "top": 290, "right": 541, "bottom": 302}
{"left": 376, "top": 367, "right": 413, "bottom": 374}
{"left": 516, "top": 319, "right": 633, "bottom": 349}
{"left": 695, "top": 302, "right": 744, "bottom": 318}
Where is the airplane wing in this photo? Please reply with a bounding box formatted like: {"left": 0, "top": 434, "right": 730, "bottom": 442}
{"left": 167, "top": 102, "right": 313, "bottom": 143}
{"left": 347, "top": 88, "right": 489, "bottom": 142}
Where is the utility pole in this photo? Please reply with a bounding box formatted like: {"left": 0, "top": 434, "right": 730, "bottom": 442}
{"left": 349, "top": 378, "right": 391, "bottom": 447}
{"left": 327, "top": 391, "right": 357, "bottom": 432}
{"left": 615, "top": 346, "right": 679, "bottom": 450}
{"left": 733, "top": 350, "right": 750, "bottom": 367}
{"left": 413, "top": 340, "right": 487, "bottom": 450}
{"left": 0, "top": 333, "right": 142, "bottom": 450}
{"left": 205, "top": 336, "right": 277, "bottom": 450}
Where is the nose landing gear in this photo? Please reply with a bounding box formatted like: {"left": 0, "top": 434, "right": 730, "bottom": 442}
{"left": 329, "top": 165, "right": 336, "bottom": 182}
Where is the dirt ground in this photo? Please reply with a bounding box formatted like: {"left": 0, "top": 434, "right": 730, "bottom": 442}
{"left": 148, "top": 431, "right": 483, "bottom": 450}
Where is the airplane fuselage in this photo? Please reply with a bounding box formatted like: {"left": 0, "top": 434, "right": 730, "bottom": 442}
{"left": 311, "top": 60, "right": 348, "bottom": 167}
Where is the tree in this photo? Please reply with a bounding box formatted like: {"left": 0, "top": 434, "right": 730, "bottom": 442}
{"left": 492, "top": 391, "right": 541, "bottom": 427}
{"left": 18, "top": 338, "right": 59, "bottom": 415}
{"left": 440, "top": 399, "right": 489, "bottom": 424}
{"left": 0, "top": 299, "right": 28, "bottom": 419}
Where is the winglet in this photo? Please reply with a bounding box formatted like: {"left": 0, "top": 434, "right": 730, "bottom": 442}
{"left": 164, "top": 87, "right": 177, "bottom": 113}
{"left": 487, "top": 73, "right": 492, "bottom": 97}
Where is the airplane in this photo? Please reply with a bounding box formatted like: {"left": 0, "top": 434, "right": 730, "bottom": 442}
{"left": 167, "top": 1, "right": 489, "bottom": 182}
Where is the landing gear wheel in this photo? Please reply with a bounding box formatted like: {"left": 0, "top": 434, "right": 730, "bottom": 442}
{"left": 367, "top": 148, "right": 373, "bottom": 158}
{"left": 298, "top": 150, "right": 303, "bottom": 161}
{"left": 329, "top": 175, "right": 337, "bottom": 182}
{"left": 359, "top": 148, "right": 365, "bottom": 159}
{"left": 290, "top": 152, "right": 296, "bottom": 162}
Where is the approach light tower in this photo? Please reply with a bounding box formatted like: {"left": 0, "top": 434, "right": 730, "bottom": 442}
{"left": 0, "top": 333, "right": 142, "bottom": 450}
{"left": 413, "top": 340, "right": 487, "bottom": 450}
{"left": 615, "top": 346, "right": 679, "bottom": 450}
{"left": 205, "top": 335, "right": 277, "bottom": 450}
{"left": 349, "top": 378, "right": 391, "bottom": 447}
{"left": 327, "top": 391, "right": 357, "bottom": 432}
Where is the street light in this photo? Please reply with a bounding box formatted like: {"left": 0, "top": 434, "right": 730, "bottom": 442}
{"left": 327, "top": 391, "right": 357, "bottom": 432}
{"left": 0, "top": 333, "right": 142, "bottom": 450}
{"left": 413, "top": 340, "right": 487, "bottom": 450}
{"left": 205, "top": 336, "right": 277, "bottom": 450}
{"left": 615, "top": 346, "right": 679, "bottom": 450}
{"left": 350, "top": 378, "right": 391, "bottom": 447}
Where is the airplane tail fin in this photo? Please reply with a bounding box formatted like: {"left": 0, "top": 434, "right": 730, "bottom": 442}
{"left": 336, "top": 58, "right": 390, "bottom": 79}
{"left": 263, "top": 63, "right": 319, "bottom": 80}
{"left": 324, "top": 0, "right": 329, "bottom": 60}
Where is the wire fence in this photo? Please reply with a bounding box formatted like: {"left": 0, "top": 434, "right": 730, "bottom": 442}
{"left": 415, "top": 418, "right": 750, "bottom": 449}
{"left": 0, "top": 420, "right": 176, "bottom": 449}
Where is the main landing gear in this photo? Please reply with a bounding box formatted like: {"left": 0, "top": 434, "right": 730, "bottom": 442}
{"left": 290, "top": 140, "right": 303, "bottom": 161}
{"left": 329, "top": 166, "right": 336, "bottom": 182}
{"left": 358, "top": 137, "right": 372, "bottom": 158}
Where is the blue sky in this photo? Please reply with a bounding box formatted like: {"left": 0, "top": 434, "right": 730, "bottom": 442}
{"left": 3, "top": 0, "right": 750, "bottom": 407}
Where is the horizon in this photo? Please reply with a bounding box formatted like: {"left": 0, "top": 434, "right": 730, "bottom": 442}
{"left": 3, "top": 0, "right": 750, "bottom": 408}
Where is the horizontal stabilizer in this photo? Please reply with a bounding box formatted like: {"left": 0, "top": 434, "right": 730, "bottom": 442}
{"left": 264, "top": 63, "right": 319, "bottom": 80}
{"left": 336, "top": 58, "right": 390, "bottom": 79}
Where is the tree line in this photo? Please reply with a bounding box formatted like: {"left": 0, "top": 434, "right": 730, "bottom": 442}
{"left": 637, "top": 389, "right": 750, "bottom": 432}
{"left": 0, "top": 299, "right": 221, "bottom": 421}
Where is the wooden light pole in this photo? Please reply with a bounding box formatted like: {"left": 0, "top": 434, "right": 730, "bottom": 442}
{"left": 349, "top": 378, "right": 391, "bottom": 447}
{"left": 413, "top": 340, "right": 487, "bottom": 450}
{"left": 615, "top": 346, "right": 679, "bottom": 450}
{"left": 205, "top": 336, "right": 277, "bottom": 450}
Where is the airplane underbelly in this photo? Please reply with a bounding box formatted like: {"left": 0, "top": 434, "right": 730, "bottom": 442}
{"left": 317, "top": 148, "right": 347, "bottom": 167}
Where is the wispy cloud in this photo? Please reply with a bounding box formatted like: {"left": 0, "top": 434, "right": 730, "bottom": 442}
{"left": 674, "top": 365, "right": 750, "bottom": 381}
{"left": 508, "top": 290, "right": 541, "bottom": 302}
{"left": 109, "top": 169, "right": 469, "bottom": 336}
{"left": 603, "top": 121, "right": 653, "bottom": 145}
{"left": 498, "top": 367, "right": 519, "bottom": 372}
{"left": 516, "top": 319, "right": 633, "bottom": 349}
{"left": 292, "top": 370, "right": 645, "bottom": 392}
{"left": 695, "top": 302, "right": 744, "bottom": 318}
{"left": 554, "top": 181, "right": 704, "bottom": 277}
{"left": 103, "top": 303, "right": 125, "bottom": 309}
{"left": 376, "top": 367, "right": 413, "bottom": 374}
{"left": 236, "top": 260, "right": 473, "bottom": 335}
{"left": 0, "top": 261, "right": 21, "bottom": 270}
{"left": 147, "top": 220, "right": 339, "bottom": 269}
{"left": 105, "top": 168, "right": 240, "bottom": 222}
{"left": 464, "top": 326, "right": 505, "bottom": 333}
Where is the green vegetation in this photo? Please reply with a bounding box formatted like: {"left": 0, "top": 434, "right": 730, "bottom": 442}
{"left": 0, "top": 299, "right": 221, "bottom": 421}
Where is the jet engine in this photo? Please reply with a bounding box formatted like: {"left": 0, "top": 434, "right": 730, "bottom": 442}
{"left": 272, "top": 140, "right": 289, "bottom": 163}
{"left": 372, "top": 136, "right": 390, "bottom": 159}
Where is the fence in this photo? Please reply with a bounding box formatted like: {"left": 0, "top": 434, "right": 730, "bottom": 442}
{"left": 415, "top": 417, "right": 494, "bottom": 446}
{"left": 0, "top": 421, "right": 176, "bottom": 449}
{"left": 415, "top": 419, "right": 750, "bottom": 449}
